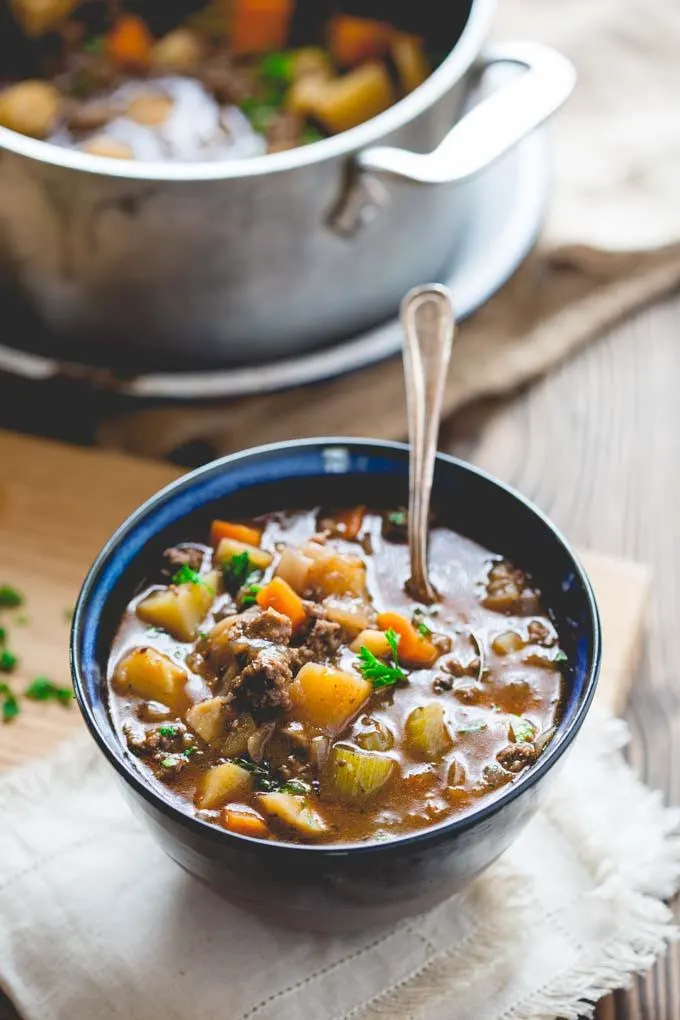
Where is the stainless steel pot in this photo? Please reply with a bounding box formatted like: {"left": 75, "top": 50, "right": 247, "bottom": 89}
{"left": 0, "top": 0, "right": 574, "bottom": 368}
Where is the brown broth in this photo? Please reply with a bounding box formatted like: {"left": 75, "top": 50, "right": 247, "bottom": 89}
{"left": 108, "top": 509, "right": 564, "bottom": 845}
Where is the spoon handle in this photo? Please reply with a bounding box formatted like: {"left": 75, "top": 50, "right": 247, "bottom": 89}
{"left": 401, "top": 284, "right": 456, "bottom": 604}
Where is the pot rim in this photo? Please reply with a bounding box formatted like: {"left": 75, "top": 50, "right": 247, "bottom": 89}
{"left": 70, "top": 436, "right": 601, "bottom": 860}
{"left": 0, "top": 0, "right": 495, "bottom": 183}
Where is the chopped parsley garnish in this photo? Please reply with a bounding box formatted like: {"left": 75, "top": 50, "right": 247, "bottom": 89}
{"left": 387, "top": 510, "right": 407, "bottom": 526}
{"left": 0, "top": 682, "right": 19, "bottom": 723}
{"left": 63, "top": 608, "right": 74, "bottom": 623}
{"left": 158, "top": 724, "right": 180, "bottom": 738}
{"left": 233, "top": 757, "right": 280, "bottom": 792}
{"left": 260, "top": 51, "right": 294, "bottom": 83}
{"left": 146, "top": 626, "right": 164, "bottom": 636}
{"left": 412, "top": 610, "right": 432, "bottom": 638}
{"left": 24, "top": 677, "right": 73, "bottom": 705}
{"left": 14, "top": 614, "right": 28, "bottom": 626}
{"left": 241, "top": 583, "right": 262, "bottom": 608}
{"left": 172, "top": 564, "right": 212, "bottom": 590}
{"left": 385, "top": 628, "right": 400, "bottom": 662}
{"left": 509, "top": 716, "right": 536, "bottom": 743}
{"left": 83, "top": 35, "right": 104, "bottom": 54}
{"left": 239, "top": 98, "right": 280, "bottom": 133}
{"left": 457, "top": 719, "right": 488, "bottom": 734}
{"left": 0, "top": 627, "right": 5, "bottom": 644}
{"left": 356, "top": 645, "right": 406, "bottom": 689}
{"left": 281, "top": 778, "right": 311, "bottom": 796}
{"left": 301, "top": 126, "right": 323, "bottom": 145}
{"left": 0, "top": 649, "right": 17, "bottom": 673}
{"left": 223, "top": 551, "right": 257, "bottom": 590}
{"left": 0, "top": 586, "right": 23, "bottom": 609}
{"left": 554, "top": 650, "right": 568, "bottom": 664}
{"left": 160, "top": 747, "right": 195, "bottom": 768}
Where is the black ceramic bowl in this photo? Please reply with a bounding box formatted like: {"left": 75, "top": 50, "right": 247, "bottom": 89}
{"left": 71, "top": 439, "right": 600, "bottom": 931}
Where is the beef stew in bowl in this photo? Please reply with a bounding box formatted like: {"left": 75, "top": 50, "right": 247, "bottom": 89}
{"left": 1, "top": 0, "right": 433, "bottom": 161}
{"left": 110, "top": 508, "right": 565, "bottom": 845}
{"left": 72, "top": 439, "right": 599, "bottom": 929}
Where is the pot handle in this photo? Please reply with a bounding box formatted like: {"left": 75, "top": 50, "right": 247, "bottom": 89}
{"left": 328, "top": 41, "right": 575, "bottom": 235}
{"left": 358, "top": 41, "right": 575, "bottom": 184}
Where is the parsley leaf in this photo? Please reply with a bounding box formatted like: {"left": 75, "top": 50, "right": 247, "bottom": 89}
{"left": 280, "top": 778, "right": 311, "bottom": 796}
{"left": 241, "top": 583, "right": 262, "bottom": 608}
{"left": 172, "top": 564, "right": 211, "bottom": 589}
{"left": 508, "top": 716, "right": 536, "bottom": 743}
{"left": 232, "top": 757, "right": 279, "bottom": 791}
{"left": 0, "top": 682, "right": 19, "bottom": 723}
{"left": 554, "top": 650, "right": 568, "bottom": 664}
{"left": 260, "top": 51, "right": 294, "bottom": 84}
{"left": 387, "top": 510, "right": 407, "bottom": 526}
{"left": 457, "top": 719, "right": 488, "bottom": 734}
{"left": 412, "top": 610, "right": 432, "bottom": 638}
{"left": 158, "top": 724, "right": 180, "bottom": 738}
{"left": 356, "top": 646, "right": 406, "bottom": 689}
{"left": 0, "top": 627, "right": 5, "bottom": 644}
{"left": 0, "top": 586, "right": 23, "bottom": 609}
{"left": 223, "top": 551, "right": 256, "bottom": 589}
{"left": 385, "top": 628, "right": 400, "bottom": 663}
{"left": 0, "top": 649, "right": 17, "bottom": 673}
{"left": 24, "top": 677, "right": 73, "bottom": 705}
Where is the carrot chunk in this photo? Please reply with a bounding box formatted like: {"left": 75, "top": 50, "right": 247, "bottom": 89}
{"left": 210, "top": 519, "right": 262, "bottom": 548}
{"left": 377, "top": 611, "right": 438, "bottom": 667}
{"left": 231, "top": 0, "right": 294, "bottom": 55}
{"left": 256, "top": 576, "right": 307, "bottom": 630}
{"left": 106, "top": 14, "right": 153, "bottom": 67}
{"left": 328, "top": 14, "right": 392, "bottom": 66}
{"left": 221, "top": 807, "right": 271, "bottom": 839}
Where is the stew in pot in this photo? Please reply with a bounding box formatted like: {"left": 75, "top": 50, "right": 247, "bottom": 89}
{"left": 108, "top": 507, "right": 566, "bottom": 845}
{"left": 0, "top": 1, "right": 434, "bottom": 161}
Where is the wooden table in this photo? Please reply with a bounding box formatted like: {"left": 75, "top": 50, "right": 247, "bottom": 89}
{"left": 443, "top": 292, "right": 680, "bottom": 1020}
{"left": 1, "top": 291, "right": 677, "bottom": 1019}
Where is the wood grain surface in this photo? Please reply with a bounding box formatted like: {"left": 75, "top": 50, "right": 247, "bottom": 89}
{"left": 443, "top": 292, "right": 680, "bottom": 1020}
{"left": 0, "top": 288, "right": 678, "bottom": 1019}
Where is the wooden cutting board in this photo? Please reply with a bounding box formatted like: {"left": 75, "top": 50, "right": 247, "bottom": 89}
{"left": 0, "top": 429, "right": 650, "bottom": 772}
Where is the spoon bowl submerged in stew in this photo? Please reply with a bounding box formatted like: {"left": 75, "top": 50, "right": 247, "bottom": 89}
{"left": 72, "top": 440, "right": 600, "bottom": 929}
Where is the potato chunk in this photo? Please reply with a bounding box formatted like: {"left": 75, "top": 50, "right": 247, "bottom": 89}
{"left": 307, "top": 62, "right": 393, "bottom": 135}
{"left": 328, "top": 744, "right": 395, "bottom": 802}
{"left": 186, "top": 696, "right": 232, "bottom": 745}
{"left": 194, "top": 762, "right": 253, "bottom": 810}
{"left": 492, "top": 631, "right": 524, "bottom": 655}
{"left": 137, "top": 575, "right": 215, "bottom": 642}
{"left": 215, "top": 537, "right": 273, "bottom": 571}
{"left": 275, "top": 545, "right": 314, "bottom": 593}
{"left": 350, "top": 628, "right": 391, "bottom": 657}
{"left": 114, "top": 648, "right": 187, "bottom": 710}
{"left": 288, "top": 663, "right": 372, "bottom": 733}
{"left": 405, "top": 703, "right": 452, "bottom": 760}
{"left": 258, "top": 791, "right": 329, "bottom": 838}
{"left": 308, "top": 551, "right": 367, "bottom": 597}
{"left": 324, "top": 597, "right": 373, "bottom": 636}
{"left": 150, "top": 28, "right": 205, "bottom": 72}
{"left": 0, "top": 81, "right": 60, "bottom": 138}
{"left": 11, "top": 0, "right": 80, "bottom": 36}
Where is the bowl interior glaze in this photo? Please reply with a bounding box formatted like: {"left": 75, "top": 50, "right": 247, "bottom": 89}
{"left": 72, "top": 439, "right": 600, "bottom": 855}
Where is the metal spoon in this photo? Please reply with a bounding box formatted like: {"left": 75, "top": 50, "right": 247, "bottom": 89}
{"left": 401, "top": 284, "right": 456, "bottom": 604}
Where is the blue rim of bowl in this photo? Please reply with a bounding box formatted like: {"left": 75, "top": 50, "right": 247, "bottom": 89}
{"left": 70, "top": 437, "right": 601, "bottom": 859}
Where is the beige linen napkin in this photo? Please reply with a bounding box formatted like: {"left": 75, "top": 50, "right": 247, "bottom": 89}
{"left": 98, "top": 0, "right": 680, "bottom": 462}
{"left": 1, "top": 713, "right": 679, "bottom": 1020}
